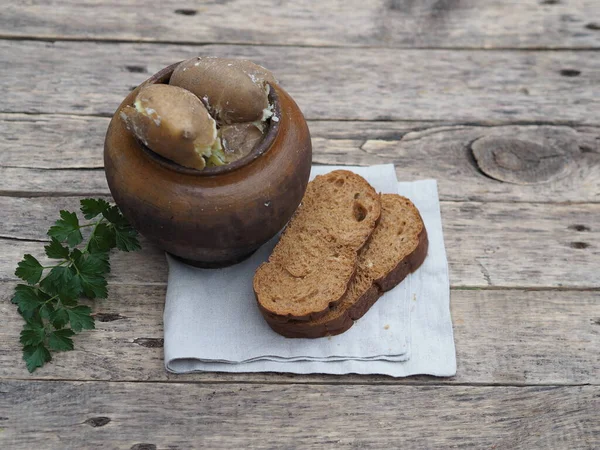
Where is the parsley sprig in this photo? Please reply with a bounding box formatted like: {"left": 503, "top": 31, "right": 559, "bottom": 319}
{"left": 12, "top": 199, "right": 141, "bottom": 372}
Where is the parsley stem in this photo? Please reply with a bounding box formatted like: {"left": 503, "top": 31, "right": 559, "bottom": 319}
{"left": 43, "top": 294, "right": 59, "bottom": 305}
{"left": 82, "top": 218, "right": 105, "bottom": 253}
{"left": 78, "top": 223, "right": 96, "bottom": 229}
{"left": 39, "top": 260, "right": 69, "bottom": 285}
{"left": 41, "top": 263, "right": 66, "bottom": 269}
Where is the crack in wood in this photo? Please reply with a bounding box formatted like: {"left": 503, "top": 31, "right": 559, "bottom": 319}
{"left": 133, "top": 338, "right": 164, "bottom": 348}
{"left": 569, "top": 224, "right": 591, "bottom": 232}
{"left": 130, "top": 445, "right": 156, "bottom": 450}
{"left": 84, "top": 416, "right": 111, "bottom": 427}
{"left": 173, "top": 9, "right": 197, "bottom": 16}
{"left": 570, "top": 242, "right": 591, "bottom": 249}
{"left": 0, "top": 235, "right": 49, "bottom": 243}
{"left": 124, "top": 65, "right": 147, "bottom": 74}
{"left": 1, "top": 111, "right": 598, "bottom": 128}
{"left": 0, "top": 165, "right": 104, "bottom": 171}
{"left": 0, "top": 191, "right": 108, "bottom": 198}
{"left": 475, "top": 258, "right": 492, "bottom": 286}
{"left": 398, "top": 126, "right": 472, "bottom": 142}
{"left": 94, "top": 313, "right": 126, "bottom": 322}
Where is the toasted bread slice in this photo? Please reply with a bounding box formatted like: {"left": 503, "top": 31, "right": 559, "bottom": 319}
{"left": 265, "top": 194, "right": 428, "bottom": 338}
{"left": 253, "top": 170, "right": 381, "bottom": 321}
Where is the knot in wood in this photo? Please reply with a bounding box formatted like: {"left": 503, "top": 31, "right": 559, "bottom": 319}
{"left": 471, "top": 136, "right": 570, "bottom": 185}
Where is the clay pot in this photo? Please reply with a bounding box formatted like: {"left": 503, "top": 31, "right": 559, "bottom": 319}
{"left": 104, "top": 62, "right": 312, "bottom": 267}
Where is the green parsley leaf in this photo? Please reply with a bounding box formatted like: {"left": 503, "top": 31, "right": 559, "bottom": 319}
{"left": 48, "top": 329, "right": 75, "bottom": 351}
{"left": 39, "top": 302, "right": 54, "bottom": 320}
{"left": 80, "top": 198, "right": 110, "bottom": 220}
{"left": 101, "top": 206, "right": 140, "bottom": 251}
{"left": 44, "top": 238, "right": 70, "bottom": 259}
{"left": 24, "top": 312, "right": 44, "bottom": 327}
{"left": 79, "top": 272, "right": 108, "bottom": 299}
{"left": 114, "top": 225, "right": 141, "bottom": 252}
{"left": 14, "top": 199, "right": 140, "bottom": 372}
{"left": 72, "top": 249, "right": 110, "bottom": 275}
{"left": 72, "top": 251, "right": 108, "bottom": 298}
{"left": 102, "top": 205, "right": 126, "bottom": 226}
{"left": 57, "top": 296, "right": 78, "bottom": 308}
{"left": 23, "top": 344, "right": 51, "bottom": 373}
{"left": 15, "top": 254, "right": 44, "bottom": 284}
{"left": 67, "top": 305, "right": 95, "bottom": 332}
{"left": 87, "top": 251, "right": 111, "bottom": 275}
{"left": 20, "top": 323, "right": 45, "bottom": 347}
{"left": 49, "top": 307, "right": 69, "bottom": 329}
{"left": 87, "top": 223, "right": 116, "bottom": 254}
{"left": 48, "top": 210, "right": 83, "bottom": 247}
{"left": 11, "top": 284, "right": 45, "bottom": 316}
{"left": 40, "top": 266, "right": 82, "bottom": 299}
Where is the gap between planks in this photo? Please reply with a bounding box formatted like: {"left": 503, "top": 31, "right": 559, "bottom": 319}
{"left": 2, "top": 110, "right": 599, "bottom": 128}
{"left": 3, "top": 194, "right": 600, "bottom": 205}
{"left": 0, "top": 376, "right": 595, "bottom": 387}
{"left": 3, "top": 268, "right": 600, "bottom": 291}
{"left": 2, "top": 35, "right": 600, "bottom": 51}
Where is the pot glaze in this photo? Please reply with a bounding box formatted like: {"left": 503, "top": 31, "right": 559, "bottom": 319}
{"left": 104, "top": 62, "right": 312, "bottom": 267}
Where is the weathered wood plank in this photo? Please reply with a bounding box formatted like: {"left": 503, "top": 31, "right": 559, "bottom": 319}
{"left": 1, "top": 114, "right": 431, "bottom": 169}
{"left": 0, "top": 380, "right": 598, "bottom": 449}
{"left": 2, "top": 114, "right": 599, "bottom": 202}
{"left": 0, "top": 168, "right": 108, "bottom": 197}
{"left": 2, "top": 0, "right": 600, "bottom": 49}
{"left": 1, "top": 41, "right": 598, "bottom": 123}
{"left": 1, "top": 197, "right": 598, "bottom": 288}
{"left": 0, "top": 114, "right": 106, "bottom": 169}
{"left": 0, "top": 283, "right": 598, "bottom": 385}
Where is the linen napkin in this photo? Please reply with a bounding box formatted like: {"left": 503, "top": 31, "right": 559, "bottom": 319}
{"left": 163, "top": 164, "right": 456, "bottom": 377}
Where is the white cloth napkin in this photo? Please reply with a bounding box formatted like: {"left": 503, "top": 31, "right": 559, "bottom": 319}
{"left": 163, "top": 164, "right": 456, "bottom": 377}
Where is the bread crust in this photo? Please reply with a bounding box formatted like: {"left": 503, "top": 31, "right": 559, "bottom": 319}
{"left": 264, "top": 204, "right": 429, "bottom": 338}
{"left": 256, "top": 262, "right": 358, "bottom": 324}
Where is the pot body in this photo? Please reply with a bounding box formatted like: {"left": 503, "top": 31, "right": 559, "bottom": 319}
{"left": 104, "top": 63, "right": 312, "bottom": 266}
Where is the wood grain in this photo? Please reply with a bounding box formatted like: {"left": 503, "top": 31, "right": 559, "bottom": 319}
{"left": 2, "top": 0, "right": 600, "bottom": 49}
{"left": 0, "top": 114, "right": 106, "bottom": 169}
{"left": 1, "top": 41, "right": 599, "bottom": 123}
{"left": 1, "top": 282, "right": 598, "bottom": 385}
{"left": 2, "top": 114, "right": 599, "bottom": 202}
{"left": 1, "top": 197, "right": 598, "bottom": 288}
{"left": 0, "top": 380, "right": 598, "bottom": 449}
{"left": 3, "top": 0, "right": 599, "bottom": 444}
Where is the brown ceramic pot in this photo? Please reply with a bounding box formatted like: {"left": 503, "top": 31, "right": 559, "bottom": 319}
{"left": 104, "top": 62, "right": 312, "bottom": 267}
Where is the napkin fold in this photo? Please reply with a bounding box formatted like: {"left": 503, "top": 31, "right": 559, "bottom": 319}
{"left": 163, "top": 164, "right": 456, "bottom": 377}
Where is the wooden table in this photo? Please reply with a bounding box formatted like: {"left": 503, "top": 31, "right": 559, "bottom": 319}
{"left": 1, "top": 1, "right": 599, "bottom": 448}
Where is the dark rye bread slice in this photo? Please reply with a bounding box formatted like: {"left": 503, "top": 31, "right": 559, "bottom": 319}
{"left": 253, "top": 170, "right": 381, "bottom": 322}
{"left": 266, "top": 194, "right": 428, "bottom": 338}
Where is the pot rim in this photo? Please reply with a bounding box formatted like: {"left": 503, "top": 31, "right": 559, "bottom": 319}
{"left": 132, "top": 62, "right": 281, "bottom": 177}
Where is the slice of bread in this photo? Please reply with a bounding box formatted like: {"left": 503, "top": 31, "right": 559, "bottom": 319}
{"left": 253, "top": 170, "right": 381, "bottom": 321}
{"left": 265, "top": 194, "right": 428, "bottom": 338}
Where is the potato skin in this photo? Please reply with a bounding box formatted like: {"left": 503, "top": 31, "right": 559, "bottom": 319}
{"left": 119, "top": 84, "right": 216, "bottom": 170}
{"left": 220, "top": 123, "right": 265, "bottom": 163}
{"left": 170, "top": 57, "right": 276, "bottom": 124}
